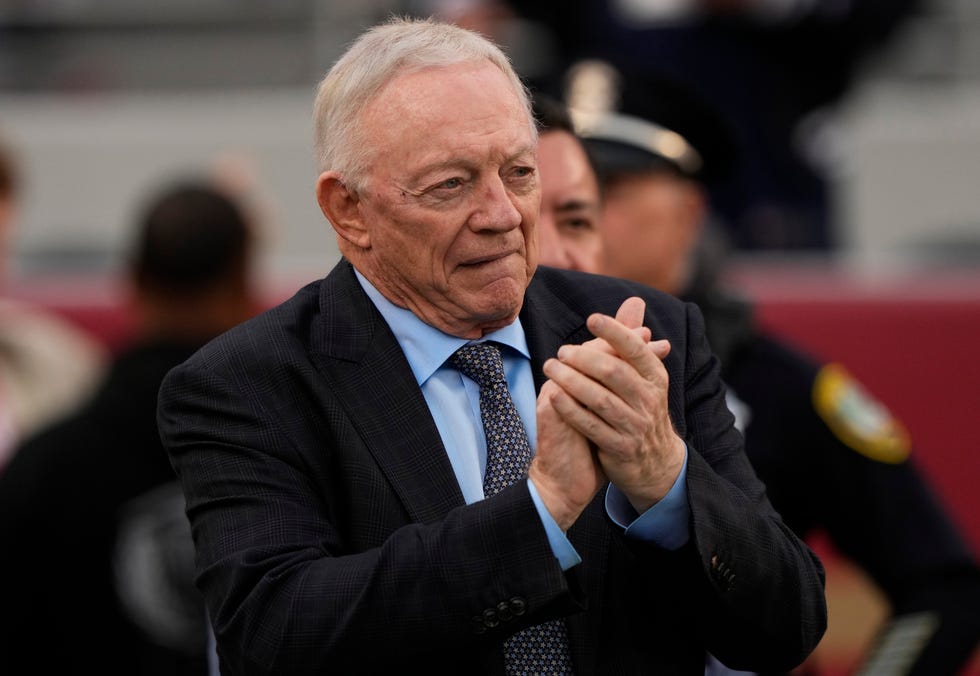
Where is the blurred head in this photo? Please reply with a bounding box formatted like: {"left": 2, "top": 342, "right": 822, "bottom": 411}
{"left": 533, "top": 95, "right": 603, "bottom": 274}
{"left": 314, "top": 17, "right": 540, "bottom": 339}
{"left": 531, "top": 94, "right": 705, "bottom": 293}
{"left": 593, "top": 161, "right": 706, "bottom": 296}
{"left": 129, "top": 182, "right": 256, "bottom": 339}
{"left": 578, "top": 111, "right": 710, "bottom": 296}
{"left": 567, "top": 62, "right": 735, "bottom": 295}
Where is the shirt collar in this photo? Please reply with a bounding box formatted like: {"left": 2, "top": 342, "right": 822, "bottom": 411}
{"left": 354, "top": 269, "right": 530, "bottom": 386}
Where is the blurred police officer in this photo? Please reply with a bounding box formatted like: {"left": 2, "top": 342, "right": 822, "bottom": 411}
{"left": 533, "top": 73, "right": 980, "bottom": 675}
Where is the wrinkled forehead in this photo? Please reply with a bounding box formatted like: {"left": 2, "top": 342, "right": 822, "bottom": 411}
{"left": 374, "top": 60, "right": 533, "bottom": 126}
{"left": 361, "top": 62, "right": 537, "bottom": 174}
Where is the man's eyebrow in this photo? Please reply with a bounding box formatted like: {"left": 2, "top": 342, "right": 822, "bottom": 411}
{"left": 407, "top": 158, "right": 475, "bottom": 184}
{"left": 555, "top": 199, "right": 598, "bottom": 213}
{"left": 407, "top": 142, "right": 537, "bottom": 184}
{"left": 508, "top": 143, "right": 538, "bottom": 164}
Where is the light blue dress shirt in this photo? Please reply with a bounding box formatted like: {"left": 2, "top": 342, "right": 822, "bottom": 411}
{"left": 354, "top": 271, "right": 691, "bottom": 569}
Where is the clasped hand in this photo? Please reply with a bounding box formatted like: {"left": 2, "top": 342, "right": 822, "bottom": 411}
{"left": 529, "top": 297, "right": 686, "bottom": 531}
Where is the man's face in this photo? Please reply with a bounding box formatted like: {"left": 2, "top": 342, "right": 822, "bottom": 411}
{"left": 536, "top": 129, "right": 602, "bottom": 274}
{"left": 352, "top": 60, "right": 540, "bottom": 339}
{"left": 600, "top": 172, "right": 702, "bottom": 296}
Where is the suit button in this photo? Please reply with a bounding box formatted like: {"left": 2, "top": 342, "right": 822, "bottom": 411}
{"left": 710, "top": 554, "right": 735, "bottom": 592}
{"left": 471, "top": 616, "right": 487, "bottom": 635}
{"left": 509, "top": 597, "right": 527, "bottom": 616}
{"left": 483, "top": 608, "right": 500, "bottom": 628}
{"left": 497, "top": 601, "right": 514, "bottom": 622}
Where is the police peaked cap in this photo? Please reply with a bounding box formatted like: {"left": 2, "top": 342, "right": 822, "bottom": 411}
{"left": 564, "top": 61, "right": 740, "bottom": 184}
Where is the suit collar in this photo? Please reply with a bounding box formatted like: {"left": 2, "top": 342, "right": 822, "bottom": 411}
{"left": 351, "top": 266, "right": 531, "bottom": 387}
{"left": 311, "top": 259, "right": 384, "bottom": 363}
{"left": 520, "top": 271, "right": 593, "bottom": 391}
{"left": 315, "top": 260, "right": 592, "bottom": 377}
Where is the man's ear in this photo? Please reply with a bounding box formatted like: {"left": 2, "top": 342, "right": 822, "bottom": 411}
{"left": 316, "top": 171, "right": 370, "bottom": 249}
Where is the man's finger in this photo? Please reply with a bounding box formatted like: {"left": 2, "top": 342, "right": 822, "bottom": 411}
{"left": 614, "top": 296, "right": 646, "bottom": 330}
{"left": 586, "top": 311, "right": 658, "bottom": 372}
{"left": 649, "top": 339, "right": 671, "bottom": 360}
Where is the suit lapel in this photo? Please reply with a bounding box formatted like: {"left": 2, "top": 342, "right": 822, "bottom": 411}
{"left": 308, "top": 261, "right": 465, "bottom": 523}
{"left": 520, "top": 275, "right": 593, "bottom": 393}
{"left": 521, "top": 272, "right": 616, "bottom": 674}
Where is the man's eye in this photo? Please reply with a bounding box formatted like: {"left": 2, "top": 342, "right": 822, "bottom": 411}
{"left": 438, "top": 177, "right": 463, "bottom": 190}
{"left": 511, "top": 166, "right": 534, "bottom": 179}
{"left": 563, "top": 218, "right": 595, "bottom": 231}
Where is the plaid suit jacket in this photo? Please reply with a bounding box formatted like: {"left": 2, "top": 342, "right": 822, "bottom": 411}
{"left": 158, "top": 259, "right": 826, "bottom": 675}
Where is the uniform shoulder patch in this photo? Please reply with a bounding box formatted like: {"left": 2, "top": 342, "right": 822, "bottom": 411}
{"left": 812, "top": 363, "right": 911, "bottom": 464}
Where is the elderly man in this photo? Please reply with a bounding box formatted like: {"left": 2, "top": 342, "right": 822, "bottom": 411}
{"left": 158, "top": 17, "right": 826, "bottom": 676}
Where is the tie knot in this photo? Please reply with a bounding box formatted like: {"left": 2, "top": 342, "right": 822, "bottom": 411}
{"left": 449, "top": 342, "right": 507, "bottom": 390}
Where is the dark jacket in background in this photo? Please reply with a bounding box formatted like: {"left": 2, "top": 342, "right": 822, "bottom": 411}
{"left": 0, "top": 340, "right": 211, "bottom": 676}
{"left": 687, "top": 261, "right": 980, "bottom": 675}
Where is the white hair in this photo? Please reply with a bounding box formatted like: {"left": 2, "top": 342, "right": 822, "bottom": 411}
{"left": 312, "top": 16, "right": 535, "bottom": 193}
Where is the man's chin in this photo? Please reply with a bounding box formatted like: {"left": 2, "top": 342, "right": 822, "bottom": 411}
{"left": 456, "top": 289, "right": 524, "bottom": 336}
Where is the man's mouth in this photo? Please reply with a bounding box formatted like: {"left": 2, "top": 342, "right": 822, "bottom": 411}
{"left": 461, "top": 251, "right": 513, "bottom": 267}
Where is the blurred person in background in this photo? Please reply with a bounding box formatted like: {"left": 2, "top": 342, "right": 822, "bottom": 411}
{"left": 0, "top": 181, "right": 260, "bottom": 675}
{"left": 0, "top": 134, "right": 106, "bottom": 470}
{"left": 533, "top": 90, "right": 980, "bottom": 675}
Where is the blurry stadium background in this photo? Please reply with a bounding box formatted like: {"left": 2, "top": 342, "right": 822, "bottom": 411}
{"left": 2, "top": 1, "right": 978, "bottom": 673}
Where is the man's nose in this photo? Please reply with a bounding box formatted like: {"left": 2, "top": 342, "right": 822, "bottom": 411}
{"left": 470, "top": 176, "right": 523, "bottom": 231}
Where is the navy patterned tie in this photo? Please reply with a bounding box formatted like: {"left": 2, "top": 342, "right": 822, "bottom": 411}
{"left": 450, "top": 342, "right": 574, "bottom": 675}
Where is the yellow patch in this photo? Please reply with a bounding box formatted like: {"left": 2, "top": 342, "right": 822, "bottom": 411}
{"left": 812, "top": 363, "right": 911, "bottom": 464}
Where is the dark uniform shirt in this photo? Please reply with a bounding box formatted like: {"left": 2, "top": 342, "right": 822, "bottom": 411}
{"left": 690, "top": 283, "right": 980, "bottom": 675}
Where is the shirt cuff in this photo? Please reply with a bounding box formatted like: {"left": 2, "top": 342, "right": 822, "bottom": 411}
{"left": 527, "top": 478, "right": 582, "bottom": 570}
{"left": 605, "top": 445, "right": 690, "bottom": 550}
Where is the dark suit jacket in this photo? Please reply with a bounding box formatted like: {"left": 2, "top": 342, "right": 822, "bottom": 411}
{"left": 158, "top": 260, "right": 826, "bottom": 675}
